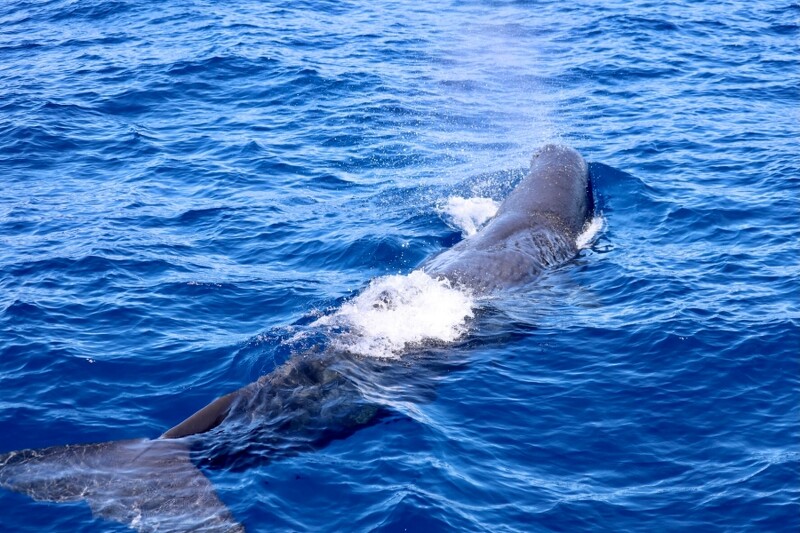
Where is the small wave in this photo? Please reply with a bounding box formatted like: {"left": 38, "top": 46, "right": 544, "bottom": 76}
{"left": 437, "top": 196, "right": 499, "bottom": 237}
{"left": 313, "top": 270, "right": 475, "bottom": 359}
{"left": 576, "top": 216, "right": 604, "bottom": 249}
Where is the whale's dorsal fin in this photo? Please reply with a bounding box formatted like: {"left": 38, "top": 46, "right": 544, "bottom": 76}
{"left": 162, "top": 390, "right": 240, "bottom": 439}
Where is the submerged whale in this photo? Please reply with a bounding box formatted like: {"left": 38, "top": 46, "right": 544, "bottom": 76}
{"left": 0, "top": 145, "right": 594, "bottom": 532}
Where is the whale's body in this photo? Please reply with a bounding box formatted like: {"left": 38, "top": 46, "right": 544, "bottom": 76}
{"left": 424, "top": 144, "right": 590, "bottom": 291}
{"left": 0, "top": 145, "right": 594, "bottom": 532}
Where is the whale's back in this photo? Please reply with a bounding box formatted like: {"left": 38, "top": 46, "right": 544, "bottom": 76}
{"left": 496, "top": 144, "right": 590, "bottom": 236}
{"left": 424, "top": 145, "right": 592, "bottom": 291}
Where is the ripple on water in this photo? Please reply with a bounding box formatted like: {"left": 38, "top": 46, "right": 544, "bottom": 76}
{"left": 0, "top": 0, "right": 798, "bottom": 531}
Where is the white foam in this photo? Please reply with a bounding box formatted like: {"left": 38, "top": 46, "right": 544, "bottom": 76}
{"left": 313, "top": 270, "right": 475, "bottom": 359}
{"left": 576, "top": 216, "right": 604, "bottom": 249}
{"left": 309, "top": 211, "right": 600, "bottom": 359}
{"left": 437, "top": 196, "right": 499, "bottom": 237}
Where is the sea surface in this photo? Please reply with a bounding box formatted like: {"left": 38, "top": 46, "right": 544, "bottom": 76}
{"left": 1, "top": 0, "right": 798, "bottom": 531}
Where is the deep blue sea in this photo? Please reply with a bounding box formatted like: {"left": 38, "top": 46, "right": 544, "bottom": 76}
{"left": 1, "top": 0, "right": 798, "bottom": 531}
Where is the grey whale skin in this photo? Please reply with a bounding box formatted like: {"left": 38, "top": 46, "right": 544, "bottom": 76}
{"left": 0, "top": 145, "right": 593, "bottom": 532}
{"left": 424, "top": 144, "right": 591, "bottom": 291}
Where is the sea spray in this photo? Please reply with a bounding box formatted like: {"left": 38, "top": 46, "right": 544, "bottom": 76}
{"left": 313, "top": 270, "right": 476, "bottom": 359}
{"left": 576, "top": 216, "right": 604, "bottom": 249}
{"left": 437, "top": 196, "right": 499, "bottom": 237}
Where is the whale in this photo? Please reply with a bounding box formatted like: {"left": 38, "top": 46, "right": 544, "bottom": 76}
{"left": 0, "top": 145, "right": 594, "bottom": 532}
{"left": 424, "top": 144, "right": 591, "bottom": 291}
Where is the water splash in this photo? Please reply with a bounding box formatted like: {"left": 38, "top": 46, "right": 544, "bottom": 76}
{"left": 313, "top": 270, "right": 476, "bottom": 359}
{"left": 576, "top": 216, "right": 604, "bottom": 249}
{"left": 437, "top": 196, "right": 499, "bottom": 237}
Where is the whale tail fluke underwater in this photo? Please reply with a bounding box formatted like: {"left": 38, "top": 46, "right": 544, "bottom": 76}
{"left": 0, "top": 145, "right": 595, "bottom": 532}
{"left": 0, "top": 438, "right": 244, "bottom": 532}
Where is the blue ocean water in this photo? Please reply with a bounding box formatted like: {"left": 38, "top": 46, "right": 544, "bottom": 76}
{"left": 1, "top": 0, "right": 798, "bottom": 531}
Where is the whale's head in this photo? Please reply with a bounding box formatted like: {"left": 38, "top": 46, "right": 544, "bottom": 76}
{"left": 497, "top": 144, "right": 592, "bottom": 237}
